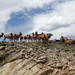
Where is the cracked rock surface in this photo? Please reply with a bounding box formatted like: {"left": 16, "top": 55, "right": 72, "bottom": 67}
{"left": 0, "top": 42, "right": 75, "bottom": 75}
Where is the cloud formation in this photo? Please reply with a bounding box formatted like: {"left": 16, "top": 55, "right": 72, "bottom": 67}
{"left": 0, "top": 0, "right": 54, "bottom": 32}
{"left": 31, "top": 0, "right": 75, "bottom": 39}
{"left": 0, "top": 0, "right": 75, "bottom": 39}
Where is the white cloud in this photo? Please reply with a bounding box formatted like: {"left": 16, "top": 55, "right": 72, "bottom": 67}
{"left": 0, "top": 0, "right": 54, "bottom": 11}
{"left": 31, "top": 0, "right": 75, "bottom": 39}
{"left": 32, "top": 12, "right": 67, "bottom": 31}
{"left": 0, "top": 0, "right": 54, "bottom": 33}
{"left": 0, "top": 10, "right": 11, "bottom": 32}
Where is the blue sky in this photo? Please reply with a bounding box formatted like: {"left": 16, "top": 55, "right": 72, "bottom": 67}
{"left": 0, "top": 0, "right": 75, "bottom": 39}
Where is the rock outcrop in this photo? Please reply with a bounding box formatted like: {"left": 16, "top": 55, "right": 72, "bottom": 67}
{"left": 0, "top": 42, "right": 75, "bottom": 75}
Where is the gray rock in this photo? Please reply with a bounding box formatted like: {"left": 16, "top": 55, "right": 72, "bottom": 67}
{"left": 55, "top": 63, "right": 63, "bottom": 69}
{"left": 0, "top": 51, "right": 4, "bottom": 60}
{"left": 0, "top": 46, "right": 5, "bottom": 51}
{"left": 36, "top": 56, "right": 48, "bottom": 63}
{"left": 0, "top": 42, "right": 75, "bottom": 75}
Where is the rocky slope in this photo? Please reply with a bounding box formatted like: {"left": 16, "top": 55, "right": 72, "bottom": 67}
{"left": 0, "top": 42, "right": 75, "bottom": 75}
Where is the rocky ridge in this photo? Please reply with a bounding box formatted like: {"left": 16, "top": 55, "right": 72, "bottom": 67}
{"left": 0, "top": 42, "right": 75, "bottom": 75}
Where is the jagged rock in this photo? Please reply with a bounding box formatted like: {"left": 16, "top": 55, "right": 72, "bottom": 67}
{"left": 21, "top": 49, "right": 26, "bottom": 52}
{"left": 0, "top": 52, "right": 4, "bottom": 60}
{"left": 39, "top": 68, "right": 54, "bottom": 75}
{"left": 0, "top": 42, "right": 75, "bottom": 75}
{"left": 65, "top": 49, "right": 70, "bottom": 52}
{"left": 29, "top": 48, "right": 33, "bottom": 51}
{"left": 25, "top": 55, "right": 29, "bottom": 59}
{"left": 55, "top": 63, "right": 63, "bottom": 69}
{"left": 36, "top": 56, "right": 48, "bottom": 63}
{"left": 73, "top": 53, "right": 75, "bottom": 56}
{"left": 0, "top": 46, "right": 5, "bottom": 51}
{"left": 27, "top": 48, "right": 33, "bottom": 53}
{"left": 52, "top": 69, "right": 60, "bottom": 75}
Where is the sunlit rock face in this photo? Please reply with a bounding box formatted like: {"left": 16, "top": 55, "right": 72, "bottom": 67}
{"left": 0, "top": 59, "right": 40, "bottom": 75}
{"left": 0, "top": 42, "right": 75, "bottom": 75}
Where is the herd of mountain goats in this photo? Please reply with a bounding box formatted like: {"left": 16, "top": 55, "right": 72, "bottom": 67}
{"left": 0, "top": 32, "right": 75, "bottom": 46}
